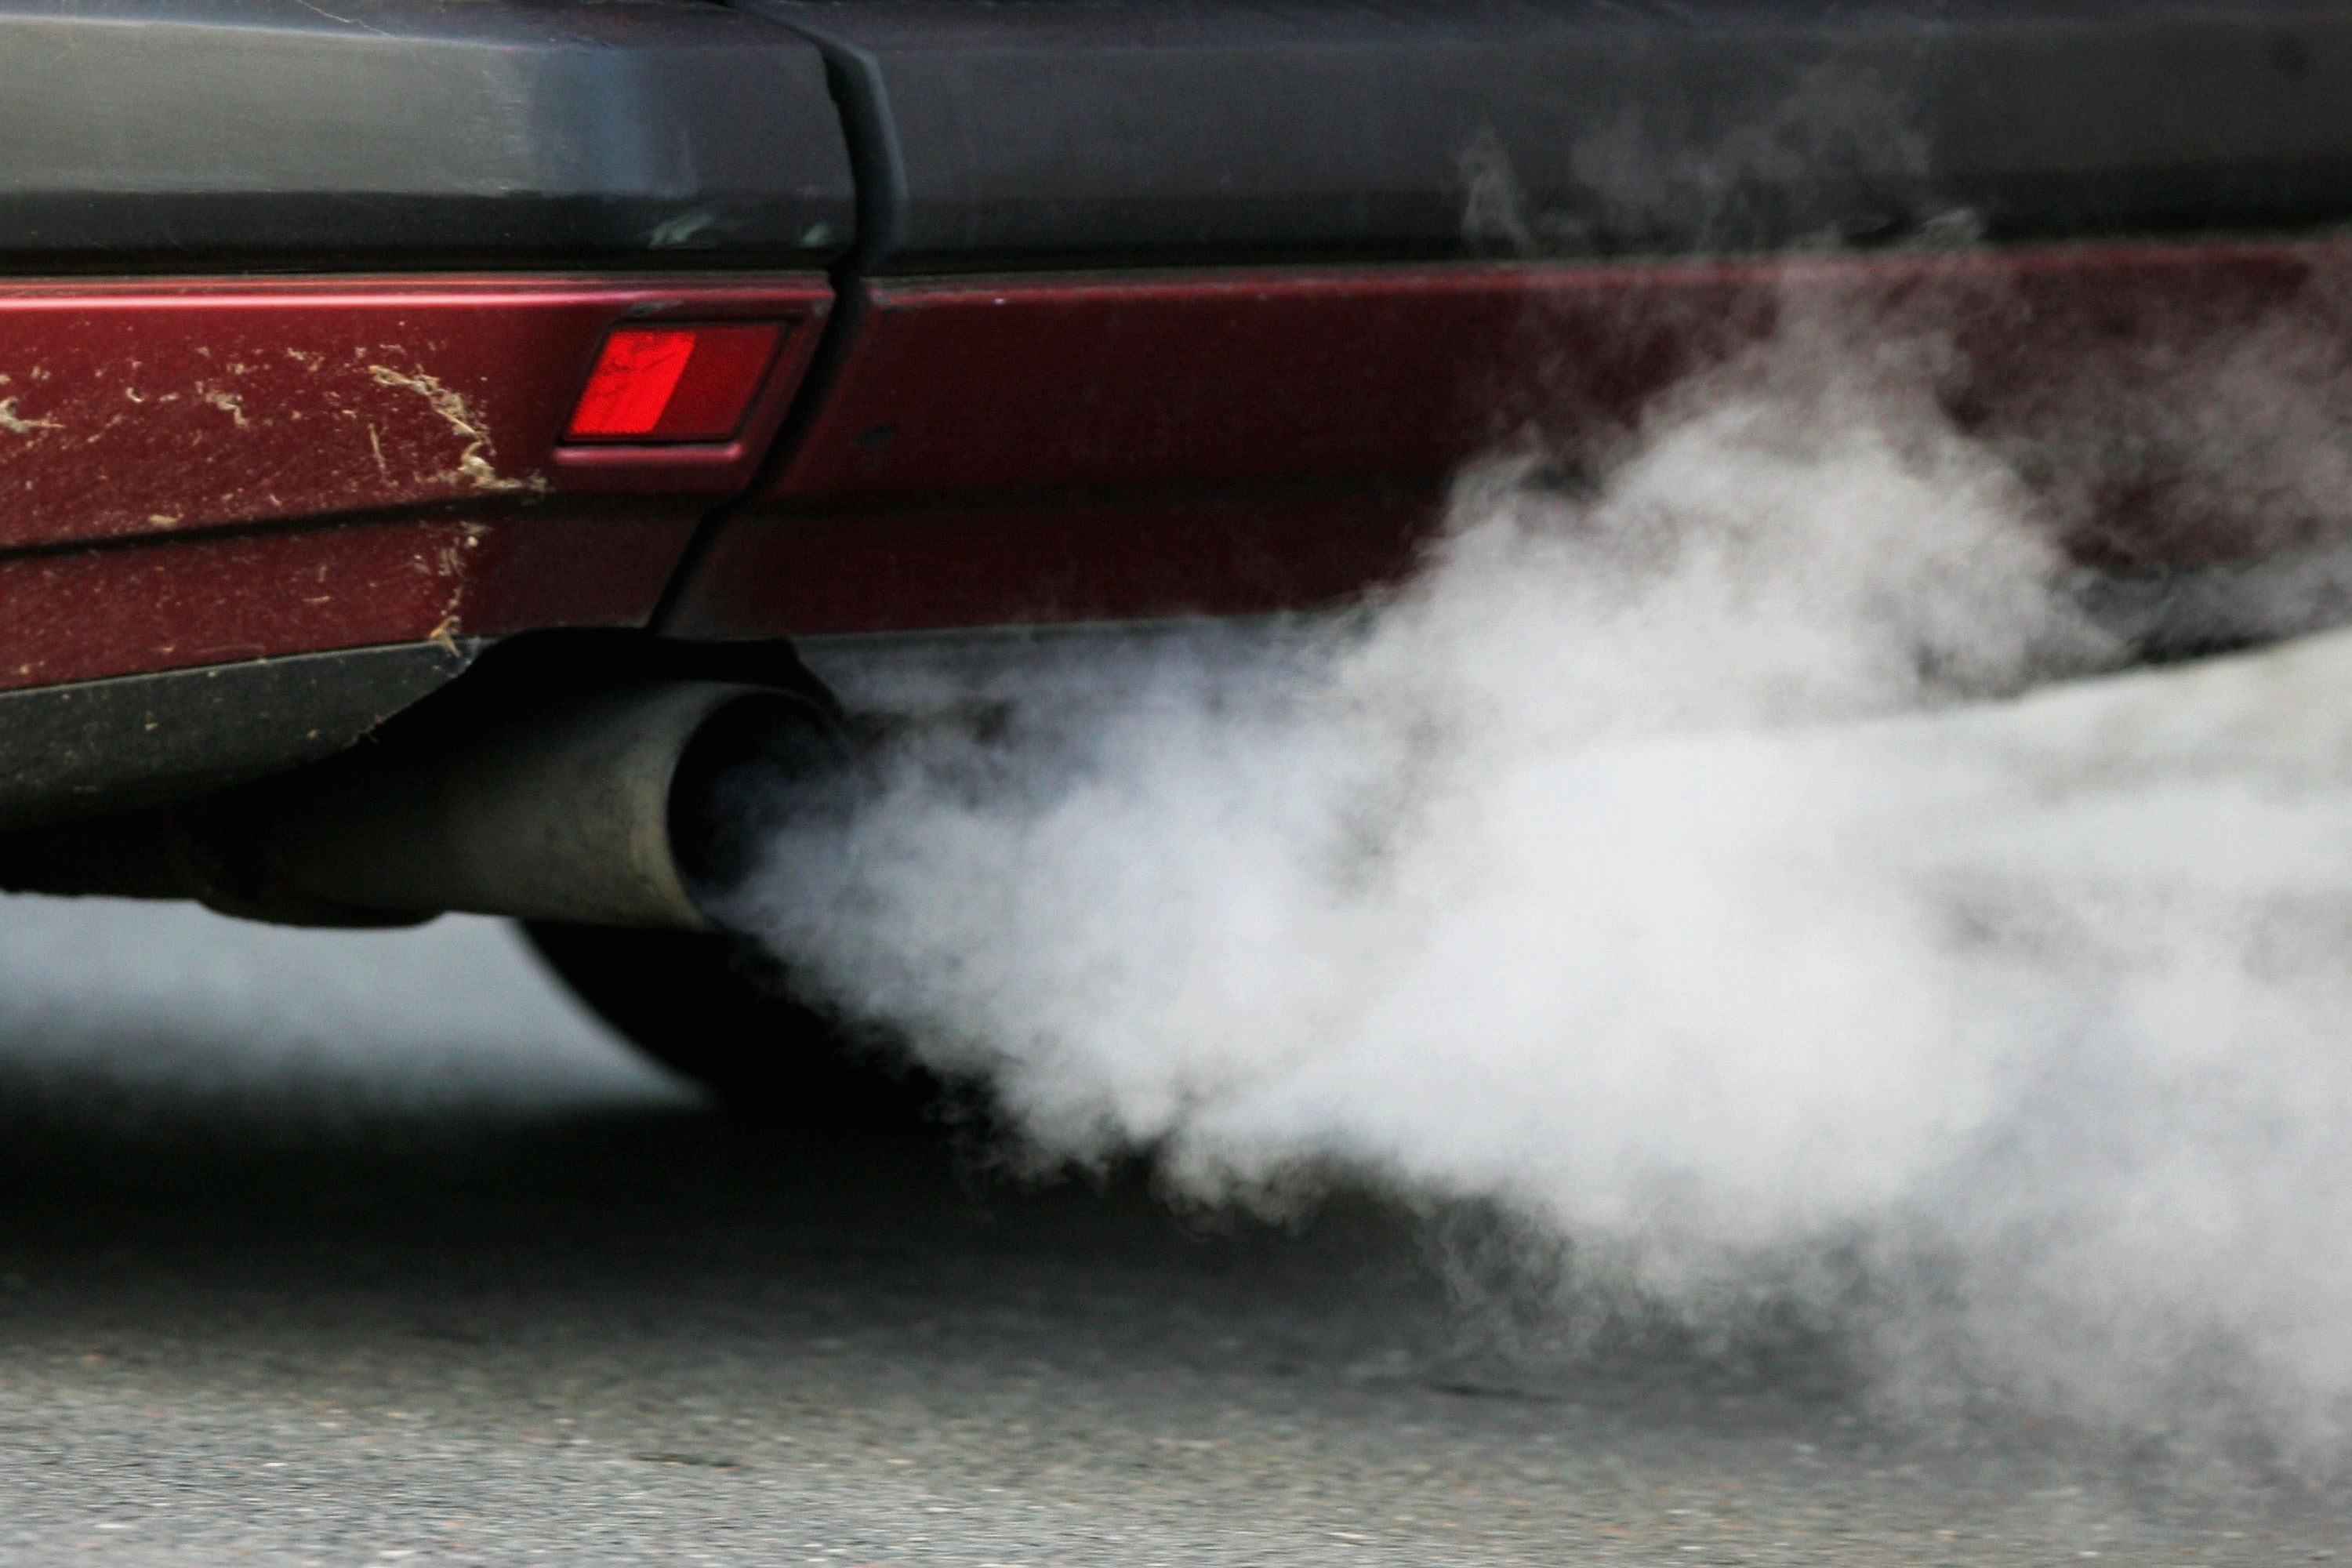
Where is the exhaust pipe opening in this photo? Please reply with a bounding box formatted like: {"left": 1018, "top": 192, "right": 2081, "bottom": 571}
{"left": 666, "top": 683, "right": 858, "bottom": 916}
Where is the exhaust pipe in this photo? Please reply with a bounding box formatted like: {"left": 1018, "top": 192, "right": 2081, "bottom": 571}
{"left": 250, "top": 681, "right": 833, "bottom": 930}
{"left": 0, "top": 679, "right": 844, "bottom": 931}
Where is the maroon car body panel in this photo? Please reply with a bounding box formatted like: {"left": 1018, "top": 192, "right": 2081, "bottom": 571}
{"left": 0, "top": 276, "right": 827, "bottom": 554}
{"left": 669, "top": 240, "right": 2346, "bottom": 638}
{"left": 0, "top": 276, "right": 828, "bottom": 692}
{"left": 0, "top": 508, "right": 695, "bottom": 695}
{"left": 4, "top": 243, "right": 2342, "bottom": 684}
{"left": 667, "top": 492, "right": 1437, "bottom": 638}
{"left": 751, "top": 267, "right": 1563, "bottom": 503}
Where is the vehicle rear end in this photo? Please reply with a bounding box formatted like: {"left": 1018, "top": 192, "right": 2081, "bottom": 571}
{"left": 4, "top": 0, "right": 2350, "bottom": 1103}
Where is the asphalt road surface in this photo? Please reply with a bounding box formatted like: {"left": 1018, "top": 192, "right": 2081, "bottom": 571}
{"left": 0, "top": 896, "right": 2346, "bottom": 1566}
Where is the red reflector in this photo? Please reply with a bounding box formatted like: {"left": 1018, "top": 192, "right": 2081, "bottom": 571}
{"left": 564, "top": 322, "right": 782, "bottom": 443}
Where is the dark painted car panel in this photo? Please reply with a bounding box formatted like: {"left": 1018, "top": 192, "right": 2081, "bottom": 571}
{"left": 744, "top": 0, "right": 2352, "bottom": 270}
{"left": 671, "top": 240, "right": 2350, "bottom": 637}
{"left": 0, "top": 0, "right": 854, "bottom": 263}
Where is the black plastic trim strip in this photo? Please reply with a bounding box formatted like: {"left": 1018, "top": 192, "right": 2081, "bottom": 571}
{"left": 0, "top": 640, "right": 477, "bottom": 832}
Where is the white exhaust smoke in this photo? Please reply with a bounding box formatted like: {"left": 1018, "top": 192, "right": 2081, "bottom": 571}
{"left": 723, "top": 297, "right": 2352, "bottom": 1467}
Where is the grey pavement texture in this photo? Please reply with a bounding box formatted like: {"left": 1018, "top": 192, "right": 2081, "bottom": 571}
{"left": 0, "top": 897, "right": 2346, "bottom": 1566}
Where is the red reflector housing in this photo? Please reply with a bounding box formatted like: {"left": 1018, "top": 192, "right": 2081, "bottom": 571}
{"left": 565, "top": 322, "right": 783, "bottom": 443}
